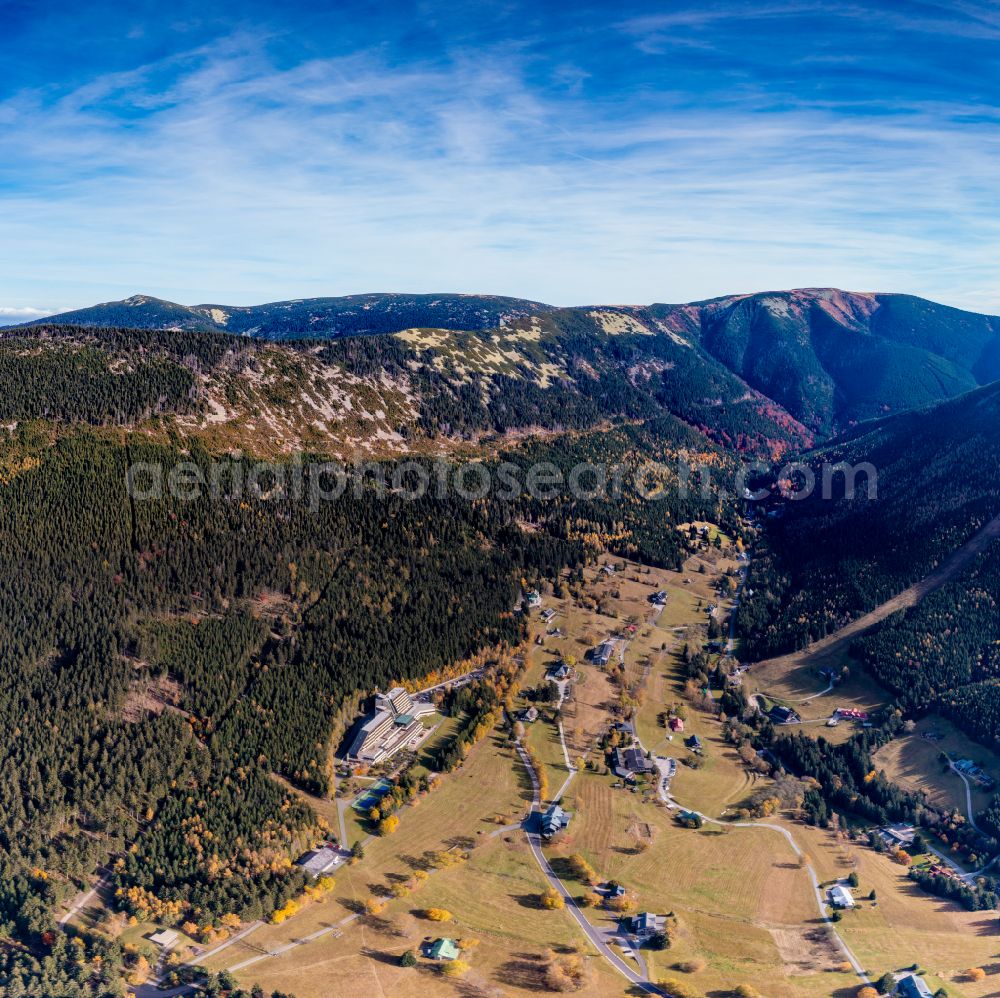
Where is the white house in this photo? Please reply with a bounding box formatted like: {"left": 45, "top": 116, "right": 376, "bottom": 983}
{"left": 828, "top": 885, "right": 855, "bottom": 909}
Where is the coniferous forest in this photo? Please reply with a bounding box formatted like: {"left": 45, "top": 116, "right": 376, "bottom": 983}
{"left": 5, "top": 313, "right": 1000, "bottom": 991}
{"left": 0, "top": 374, "right": 733, "bottom": 993}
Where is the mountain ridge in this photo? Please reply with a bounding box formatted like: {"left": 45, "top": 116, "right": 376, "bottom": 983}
{"left": 18, "top": 292, "right": 556, "bottom": 338}
{"left": 11, "top": 286, "right": 1000, "bottom": 444}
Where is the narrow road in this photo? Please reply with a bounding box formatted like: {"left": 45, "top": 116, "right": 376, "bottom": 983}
{"left": 554, "top": 716, "right": 578, "bottom": 800}
{"left": 336, "top": 797, "right": 351, "bottom": 851}
{"left": 645, "top": 749, "right": 870, "bottom": 978}
{"left": 790, "top": 679, "right": 834, "bottom": 704}
{"left": 183, "top": 920, "right": 264, "bottom": 967}
{"left": 413, "top": 666, "right": 484, "bottom": 700}
{"left": 514, "top": 744, "right": 663, "bottom": 995}
{"left": 949, "top": 761, "right": 983, "bottom": 836}
{"left": 727, "top": 558, "right": 748, "bottom": 652}
{"left": 58, "top": 866, "right": 110, "bottom": 928}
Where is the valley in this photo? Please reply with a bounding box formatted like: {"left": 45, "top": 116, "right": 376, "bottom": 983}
{"left": 3, "top": 293, "right": 1000, "bottom": 997}
{"left": 163, "top": 537, "right": 1000, "bottom": 998}
{"left": 6, "top": 0, "right": 1000, "bottom": 995}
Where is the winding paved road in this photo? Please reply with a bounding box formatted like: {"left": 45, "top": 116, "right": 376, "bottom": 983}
{"left": 651, "top": 545, "right": 872, "bottom": 984}
{"left": 514, "top": 744, "right": 663, "bottom": 995}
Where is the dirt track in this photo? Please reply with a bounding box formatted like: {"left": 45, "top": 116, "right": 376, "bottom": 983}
{"left": 752, "top": 513, "right": 1000, "bottom": 675}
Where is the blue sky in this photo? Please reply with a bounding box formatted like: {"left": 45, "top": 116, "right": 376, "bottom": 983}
{"left": 2, "top": 0, "right": 999, "bottom": 319}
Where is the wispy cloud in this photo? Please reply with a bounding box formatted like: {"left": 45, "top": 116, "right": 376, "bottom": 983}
{"left": 0, "top": 306, "right": 55, "bottom": 327}
{"left": 1, "top": 4, "right": 999, "bottom": 313}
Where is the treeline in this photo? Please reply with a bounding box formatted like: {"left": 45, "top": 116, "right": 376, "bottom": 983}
{"left": 0, "top": 340, "right": 765, "bottom": 989}
{"left": 139, "top": 612, "right": 269, "bottom": 727}
{"left": 115, "top": 765, "right": 317, "bottom": 923}
{"left": 765, "top": 725, "right": 925, "bottom": 828}
{"left": 848, "top": 543, "right": 1000, "bottom": 839}
{"left": 0, "top": 425, "right": 595, "bottom": 980}
{"left": 0, "top": 933, "right": 131, "bottom": 997}
{"left": 851, "top": 543, "right": 1000, "bottom": 713}
{"left": 908, "top": 866, "right": 999, "bottom": 911}
{"left": 431, "top": 660, "right": 521, "bottom": 772}
{"left": 500, "top": 419, "right": 745, "bottom": 569}
{"left": 0, "top": 406, "right": 744, "bottom": 984}
{"left": 735, "top": 706, "right": 998, "bottom": 875}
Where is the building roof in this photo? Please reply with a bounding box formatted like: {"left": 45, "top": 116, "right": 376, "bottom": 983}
{"left": 613, "top": 747, "right": 651, "bottom": 776}
{"left": 593, "top": 640, "right": 615, "bottom": 665}
{"left": 376, "top": 687, "right": 414, "bottom": 716}
{"left": 632, "top": 912, "right": 665, "bottom": 934}
{"left": 428, "top": 938, "right": 461, "bottom": 961}
{"left": 769, "top": 704, "right": 799, "bottom": 724}
{"left": 297, "top": 845, "right": 341, "bottom": 877}
{"left": 828, "top": 885, "right": 855, "bottom": 907}
{"left": 149, "top": 929, "right": 179, "bottom": 948}
{"left": 897, "top": 976, "right": 934, "bottom": 998}
{"left": 541, "top": 803, "right": 570, "bottom": 836}
{"left": 881, "top": 825, "right": 915, "bottom": 846}
{"left": 394, "top": 713, "right": 414, "bottom": 726}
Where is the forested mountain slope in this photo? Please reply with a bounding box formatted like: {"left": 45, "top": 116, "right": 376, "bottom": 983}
{"left": 0, "top": 399, "right": 742, "bottom": 992}
{"left": 4, "top": 292, "right": 1000, "bottom": 992}
{"left": 740, "top": 381, "right": 1000, "bottom": 658}
{"left": 652, "top": 288, "right": 1000, "bottom": 434}
{"left": 1, "top": 317, "right": 814, "bottom": 458}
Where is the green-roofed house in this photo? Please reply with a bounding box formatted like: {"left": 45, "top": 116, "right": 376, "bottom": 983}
{"left": 427, "top": 938, "right": 461, "bottom": 962}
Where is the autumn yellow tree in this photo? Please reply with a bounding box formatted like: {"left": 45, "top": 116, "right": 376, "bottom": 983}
{"left": 657, "top": 978, "right": 699, "bottom": 998}
{"left": 607, "top": 893, "right": 637, "bottom": 913}
{"left": 126, "top": 955, "right": 151, "bottom": 986}
{"left": 540, "top": 886, "right": 565, "bottom": 910}
{"left": 378, "top": 814, "right": 400, "bottom": 836}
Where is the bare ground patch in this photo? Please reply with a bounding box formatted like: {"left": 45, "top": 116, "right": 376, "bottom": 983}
{"left": 121, "top": 673, "right": 183, "bottom": 722}
{"left": 769, "top": 925, "right": 841, "bottom": 975}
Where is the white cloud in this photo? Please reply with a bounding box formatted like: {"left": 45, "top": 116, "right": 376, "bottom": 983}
{"left": 0, "top": 306, "right": 54, "bottom": 326}
{"left": 1, "top": 32, "right": 999, "bottom": 314}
